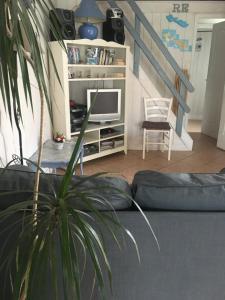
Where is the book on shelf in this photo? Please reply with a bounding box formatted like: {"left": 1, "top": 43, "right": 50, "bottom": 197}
{"left": 86, "top": 47, "right": 99, "bottom": 65}
{"left": 99, "top": 49, "right": 115, "bottom": 65}
{"left": 100, "top": 140, "right": 114, "bottom": 150}
{"left": 114, "top": 139, "right": 124, "bottom": 147}
{"left": 85, "top": 47, "right": 115, "bottom": 65}
{"left": 101, "top": 145, "right": 114, "bottom": 151}
{"left": 67, "top": 46, "right": 80, "bottom": 64}
{"left": 101, "top": 140, "right": 114, "bottom": 146}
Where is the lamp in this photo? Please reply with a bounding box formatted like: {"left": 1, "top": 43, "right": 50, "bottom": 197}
{"left": 74, "top": 0, "right": 105, "bottom": 40}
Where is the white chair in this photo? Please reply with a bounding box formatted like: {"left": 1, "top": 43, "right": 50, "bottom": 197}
{"left": 142, "top": 97, "right": 173, "bottom": 160}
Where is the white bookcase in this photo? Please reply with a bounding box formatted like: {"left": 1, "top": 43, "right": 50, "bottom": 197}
{"left": 49, "top": 39, "right": 129, "bottom": 162}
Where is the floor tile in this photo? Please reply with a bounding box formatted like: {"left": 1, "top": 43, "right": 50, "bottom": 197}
{"left": 69, "top": 133, "right": 225, "bottom": 183}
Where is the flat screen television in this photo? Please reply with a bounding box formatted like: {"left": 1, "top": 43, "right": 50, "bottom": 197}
{"left": 87, "top": 89, "right": 121, "bottom": 123}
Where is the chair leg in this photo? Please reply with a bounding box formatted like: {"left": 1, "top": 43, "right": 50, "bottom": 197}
{"left": 168, "top": 129, "right": 173, "bottom": 161}
{"left": 143, "top": 129, "right": 146, "bottom": 159}
{"left": 146, "top": 132, "right": 149, "bottom": 152}
{"left": 161, "top": 132, "right": 165, "bottom": 152}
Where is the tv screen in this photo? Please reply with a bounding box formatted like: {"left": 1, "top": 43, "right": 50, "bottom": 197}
{"left": 87, "top": 89, "right": 121, "bottom": 123}
{"left": 90, "top": 91, "right": 118, "bottom": 114}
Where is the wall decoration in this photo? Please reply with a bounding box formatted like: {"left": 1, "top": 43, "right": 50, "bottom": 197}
{"left": 166, "top": 15, "right": 189, "bottom": 28}
{"left": 172, "top": 3, "right": 189, "bottom": 13}
{"left": 162, "top": 29, "right": 192, "bottom": 52}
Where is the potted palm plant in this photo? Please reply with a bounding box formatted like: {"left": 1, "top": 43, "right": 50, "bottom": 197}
{"left": 0, "top": 1, "right": 156, "bottom": 299}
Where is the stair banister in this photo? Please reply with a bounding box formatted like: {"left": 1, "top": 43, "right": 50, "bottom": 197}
{"left": 107, "top": 0, "right": 190, "bottom": 114}
{"left": 176, "top": 82, "right": 186, "bottom": 136}
{"left": 133, "top": 15, "right": 141, "bottom": 78}
{"left": 126, "top": 0, "right": 194, "bottom": 93}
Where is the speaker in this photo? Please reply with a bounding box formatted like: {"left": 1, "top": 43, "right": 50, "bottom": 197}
{"left": 103, "top": 18, "right": 125, "bottom": 45}
{"left": 106, "top": 8, "right": 124, "bottom": 19}
{"left": 49, "top": 9, "right": 76, "bottom": 41}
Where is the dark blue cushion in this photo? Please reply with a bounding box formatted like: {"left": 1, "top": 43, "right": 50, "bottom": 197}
{"left": 132, "top": 170, "right": 225, "bottom": 211}
{"left": 0, "top": 168, "right": 132, "bottom": 211}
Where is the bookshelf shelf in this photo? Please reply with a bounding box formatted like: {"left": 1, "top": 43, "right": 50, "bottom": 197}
{"left": 49, "top": 39, "right": 129, "bottom": 163}
{"left": 100, "top": 133, "right": 124, "bottom": 142}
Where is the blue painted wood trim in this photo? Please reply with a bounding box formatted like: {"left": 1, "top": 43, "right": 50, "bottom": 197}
{"left": 126, "top": 0, "right": 194, "bottom": 93}
{"left": 133, "top": 16, "right": 141, "bottom": 78}
{"left": 176, "top": 105, "right": 184, "bottom": 136}
{"left": 107, "top": 0, "right": 190, "bottom": 113}
{"left": 175, "top": 82, "right": 186, "bottom": 136}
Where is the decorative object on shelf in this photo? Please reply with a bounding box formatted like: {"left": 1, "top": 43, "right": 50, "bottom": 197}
{"left": 103, "top": 8, "right": 125, "bottom": 45}
{"left": 74, "top": 0, "right": 105, "bottom": 40}
{"left": 54, "top": 133, "right": 65, "bottom": 150}
{"left": 79, "top": 23, "right": 98, "bottom": 40}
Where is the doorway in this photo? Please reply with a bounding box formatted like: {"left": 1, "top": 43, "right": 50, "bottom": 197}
{"left": 187, "top": 18, "right": 225, "bottom": 136}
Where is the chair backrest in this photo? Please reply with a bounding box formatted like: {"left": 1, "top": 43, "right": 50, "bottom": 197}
{"left": 144, "top": 97, "right": 173, "bottom": 122}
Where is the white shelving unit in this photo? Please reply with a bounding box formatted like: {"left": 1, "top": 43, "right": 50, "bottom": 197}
{"left": 49, "top": 39, "right": 129, "bottom": 162}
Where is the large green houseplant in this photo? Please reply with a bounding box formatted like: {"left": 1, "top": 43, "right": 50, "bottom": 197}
{"left": 0, "top": 1, "right": 157, "bottom": 299}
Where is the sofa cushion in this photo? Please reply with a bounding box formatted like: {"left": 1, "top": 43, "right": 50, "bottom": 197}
{"left": 132, "top": 170, "right": 225, "bottom": 211}
{"left": 0, "top": 168, "right": 132, "bottom": 211}
{"left": 220, "top": 167, "right": 225, "bottom": 173}
{"left": 67, "top": 176, "right": 132, "bottom": 211}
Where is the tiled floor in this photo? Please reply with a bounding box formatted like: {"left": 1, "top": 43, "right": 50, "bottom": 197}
{"left": 76, "top": 133, "right": 225, "bottom": 183}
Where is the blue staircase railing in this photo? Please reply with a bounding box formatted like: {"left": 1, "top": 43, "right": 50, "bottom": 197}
{"left": 106, "top": 0, "right": 194, "bottom": 137}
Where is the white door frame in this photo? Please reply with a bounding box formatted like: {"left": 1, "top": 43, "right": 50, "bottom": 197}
{"left": 185, "top": 13, "right": 225, "bottom": 129}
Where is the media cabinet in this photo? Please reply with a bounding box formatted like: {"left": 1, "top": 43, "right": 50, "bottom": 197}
{"left": 49, "top": 39, "right": 129, "bottom": 162}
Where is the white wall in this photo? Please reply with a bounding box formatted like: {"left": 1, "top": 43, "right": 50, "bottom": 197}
{"left": 0, "top": 65, "right": 51, "bottom": 166}
{"left": 0, "top": 8, "right": 53, "bottom": 166}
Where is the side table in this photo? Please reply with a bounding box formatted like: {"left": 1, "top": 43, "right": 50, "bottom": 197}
{"left": 28, "top": 139, "right": 84, "bottom": 175}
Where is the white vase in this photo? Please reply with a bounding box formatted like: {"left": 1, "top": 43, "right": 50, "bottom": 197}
{"left": 54, "top": 142, "right": 64, "bottom": 150}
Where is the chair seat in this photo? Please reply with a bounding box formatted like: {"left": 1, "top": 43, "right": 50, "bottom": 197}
{"left": 142, "top": 121, "right": 171, "bottom": 130}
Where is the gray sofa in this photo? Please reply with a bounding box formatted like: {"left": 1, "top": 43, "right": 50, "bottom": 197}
{"left": 1, "top": 168, "right": 225, "bottom": 300}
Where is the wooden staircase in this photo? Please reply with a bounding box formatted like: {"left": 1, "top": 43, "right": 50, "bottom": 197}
{"left": 106, "top": 0, "right": 194, "bottom": 139}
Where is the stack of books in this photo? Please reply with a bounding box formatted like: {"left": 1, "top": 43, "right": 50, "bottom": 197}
{"left": 100, "top": 140, "right": 114, "bottom": 151}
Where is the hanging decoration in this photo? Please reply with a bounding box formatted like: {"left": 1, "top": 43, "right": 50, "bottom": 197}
{"left": 162, "top": 29, "right": 192, "bottom": 52}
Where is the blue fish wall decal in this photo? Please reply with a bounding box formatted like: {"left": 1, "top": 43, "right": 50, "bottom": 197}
{"left": 166, "top": 14, "right": 189, "bottom": 28}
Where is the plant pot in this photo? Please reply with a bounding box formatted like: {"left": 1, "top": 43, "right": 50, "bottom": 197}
{"left": 54, "top": 142, "right": 64, "bottom": 150}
